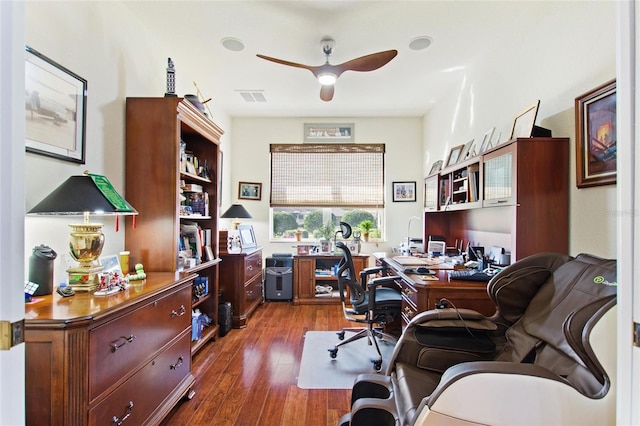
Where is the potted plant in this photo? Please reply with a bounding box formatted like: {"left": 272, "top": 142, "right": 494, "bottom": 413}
{"left": 359, "top": 220, "right": 374, "bottom": 242}
{"left": 295, "top": 229, "right": 304, "bottom": 241}
{"left": 318, "top": 221, "right": 335, "bottom": 252}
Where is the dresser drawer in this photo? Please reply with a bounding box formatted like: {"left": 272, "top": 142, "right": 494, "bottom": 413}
{"left": 244, "top": 272, "right": 263, "bottom": 306}
{"left": 89, "top": 285, "right": 192, "bottom": 400}
{"left": 243, "top": 251, "right": 262, "bottom": 282}
{"left": 88, "top": 331, "right": 192, "bottom": 426}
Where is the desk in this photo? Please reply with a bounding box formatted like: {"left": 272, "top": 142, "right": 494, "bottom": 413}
{"left": 380, "top": 257, "right": 496, "bottom": 326}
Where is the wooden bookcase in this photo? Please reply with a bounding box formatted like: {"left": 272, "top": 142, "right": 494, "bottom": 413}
{"left": 125, "top": 97, "right": 223, "bottom": 355}
{"left": 424, "top": 137, "right": 569, "bottom": 262}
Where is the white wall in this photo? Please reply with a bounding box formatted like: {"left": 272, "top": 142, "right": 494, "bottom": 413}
{"left": 23, "top": 0, "right": 618, "bottom": 271}
{"left": 422, "top": 1, "right": 617, "bottom": 258}
{"left": 24, "top": 1, "right": 232, "bottom": 279}
{"left": 227, "top": 117, "right": 424, "bottom": 258}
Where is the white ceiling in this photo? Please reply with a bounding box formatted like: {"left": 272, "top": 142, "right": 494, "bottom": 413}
{"left": 124, "top": 1, "right": 562, "bottom": 118}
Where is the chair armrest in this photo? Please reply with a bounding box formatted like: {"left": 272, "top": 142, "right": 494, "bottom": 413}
{"left": 421, "top": 361, "right": 613, "bottom": 426}
{"left": 359, "top": 266, "right": 388, "bottom": 282}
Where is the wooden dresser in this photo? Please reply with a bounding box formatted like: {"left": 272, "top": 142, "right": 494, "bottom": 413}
{"left": 24, "top": 273, "right": 196, "bottom": 426}
{"left": 219, "top": 248, "right": 263, "bottom": 328}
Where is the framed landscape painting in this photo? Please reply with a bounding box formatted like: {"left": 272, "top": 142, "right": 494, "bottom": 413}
{"left": 575, "top": 80, "right": 616, "bottom": 188}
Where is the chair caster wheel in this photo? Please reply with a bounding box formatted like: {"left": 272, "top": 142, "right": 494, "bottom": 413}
{"left": 373, "top": 360, "right": 382, "bottom": 371}
{"left": 337, "top": 331, "right": 345, "bottom": 340}
{"left": 329, "top": 348, "right": 338, "bottom": 358}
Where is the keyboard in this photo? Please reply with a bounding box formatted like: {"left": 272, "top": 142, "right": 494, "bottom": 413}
{"left": 448, "top": 269, "right": 494, "bottom": 282}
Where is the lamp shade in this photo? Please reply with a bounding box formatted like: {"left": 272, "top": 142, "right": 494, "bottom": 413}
{"left": 220, "top": 204, "right": 252, "bottom": 219}
{"left": 28, "top": 173, "right": 137, "bottom": 216}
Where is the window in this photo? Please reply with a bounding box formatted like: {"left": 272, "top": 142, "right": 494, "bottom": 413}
{"left": 270, "top": 143, "right": 385, "bottom": 241}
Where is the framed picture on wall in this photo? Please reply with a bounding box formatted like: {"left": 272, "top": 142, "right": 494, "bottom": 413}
{"left": 25, "top": 46, "right": 87, "bottom": 164}
{"left": 575, "top": 79, "right": 616, "bottom": 188}
{"left": 393, "top": 181, "right": 416, "bottom": 202}
{"left": 238, "top": 181, "right": 262, "bottom": 200}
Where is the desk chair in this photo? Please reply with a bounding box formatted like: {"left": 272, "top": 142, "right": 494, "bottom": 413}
{"left": 329, "top": 226, "right": 402, "bottom": 371}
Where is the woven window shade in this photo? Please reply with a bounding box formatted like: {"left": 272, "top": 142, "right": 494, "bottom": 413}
{"left": 270, "top": 144, "right": 385, "bottom": 207}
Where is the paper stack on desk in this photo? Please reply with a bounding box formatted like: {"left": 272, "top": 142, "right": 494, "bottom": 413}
{"left": 391, "top": 256, "right": 454, "bottom": 270}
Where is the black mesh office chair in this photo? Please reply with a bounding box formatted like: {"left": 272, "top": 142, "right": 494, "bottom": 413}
{"left": 328, "top": 223, "right": 402, "bottom": 371}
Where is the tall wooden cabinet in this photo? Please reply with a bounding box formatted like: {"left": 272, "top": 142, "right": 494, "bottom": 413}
{"left": 424, "top": 137, "right": 569, "bottom": 262}
{"left": 125, "top": 97, "right": 223, "bottom": 355}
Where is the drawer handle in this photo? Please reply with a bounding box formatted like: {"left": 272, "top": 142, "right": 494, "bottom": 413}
{"left": 171, "top": 305, "right": 186, "bottom": 317}
{"left": 403, "top": 307, "right": 415, "bottom": 318}
{"left": 247, "top": 265, "right": 253, "bottom": 271}
{"left": 112, "top": 400, "right": 134, "bottom": 425}
{"left": 170, "top": 356, "right": 184, "bottom": 370}
{"left": 403, "top": 289, "right": 414, "bottom": 298}
{"left": 110, "top": 335, "right": 136, "bottom": 352}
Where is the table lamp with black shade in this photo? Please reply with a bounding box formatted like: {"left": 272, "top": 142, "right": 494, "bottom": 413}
{"left": 27, "top": 172, "right": 137, "bottom": 292}
{"left": 219, "top": 204, "right": 252, "bottom": 253}
{"left": 220, "top": 203, "right": 252, "bottom": 230}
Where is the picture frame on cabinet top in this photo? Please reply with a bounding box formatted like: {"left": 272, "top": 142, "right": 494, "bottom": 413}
{"left": 479, "top": 127, "right": 495, "bottom": 153}
{"left": 428, "top": 160, "right": 443, "bottom": 176}
{"left": 459, "top": 139, "right": 475, "bottom": 161}
{"left": 445, "top": 144, "right": 464, "bottom": 167}
{"left": 509, "top": 100, "right": 540, "bottom": 140}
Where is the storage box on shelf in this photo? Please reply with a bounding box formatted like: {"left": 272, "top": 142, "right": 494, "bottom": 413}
{"left": 423, "top": 137, "right": 569, "bottom": 262}
{"left": 125, "top": 97, "right": 223, "bottom": 356}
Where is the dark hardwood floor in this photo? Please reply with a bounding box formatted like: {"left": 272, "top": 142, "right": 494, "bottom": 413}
{"left": 162, "top": 301, "right": 357, "bottom": 426}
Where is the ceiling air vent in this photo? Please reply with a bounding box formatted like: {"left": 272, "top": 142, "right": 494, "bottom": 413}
{"left": 238, "top": 91, "right": 267, "bottom": 102}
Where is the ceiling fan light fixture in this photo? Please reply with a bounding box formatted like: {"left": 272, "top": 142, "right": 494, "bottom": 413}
{"left": 318, "top": 73, "right": 337, "bottom": 85}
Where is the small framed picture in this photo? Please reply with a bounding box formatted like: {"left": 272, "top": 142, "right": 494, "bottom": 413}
{"left": 479, "top": 127, "right": 495, "bottom": 153}
{"left": 428, "top": 160, "right": 443, "bottom": 176}
{"left": 238, "top": 181, "right": 262, "bottom": 200}
{"left": 99, "top": 255, "right": 122, "bottom": 275}
{"left": 393, "top": 181, "right": 416, "bottom": 202}
{"left": 459, "top": 139, "right": 475, "bottom": 161}
{"left": 509, "top": 100, "right": 540, "bottom": 140}
{"left": 304, "top": 123, "right": 354, "bottom": 142}
{"left": 445, "top": 144, "right": 465, "bottom": 167}
{"left": 296, "top": 244, "right": 310, "bottom": 255}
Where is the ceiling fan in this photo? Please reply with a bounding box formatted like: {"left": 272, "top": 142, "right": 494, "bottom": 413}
{"left": 256, "top": 38, "right": 398, "bottom": 102}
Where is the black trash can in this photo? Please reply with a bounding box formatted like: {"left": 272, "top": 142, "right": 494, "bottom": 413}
{"left": 264, "top": 255, "right": 293, "bottom": 301}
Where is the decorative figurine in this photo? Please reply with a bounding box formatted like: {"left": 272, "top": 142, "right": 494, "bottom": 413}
{"left": 165, "top": 57, "right": 177, "bottom": 97}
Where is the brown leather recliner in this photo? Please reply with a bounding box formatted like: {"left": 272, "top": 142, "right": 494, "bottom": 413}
{"left": 338, "top": 252, "right": 617, "bottom": 426}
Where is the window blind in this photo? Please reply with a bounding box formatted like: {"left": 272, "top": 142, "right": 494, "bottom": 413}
{"left": 270, "top": 143, "right": 385, "bottom": 207}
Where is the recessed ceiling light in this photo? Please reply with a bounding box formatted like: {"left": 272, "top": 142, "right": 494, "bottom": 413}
{"left": 409, "top": 36, "right": 432, "bottom": 51}
{"left": 221, "top": 37, "right": 245, "bottom": 52}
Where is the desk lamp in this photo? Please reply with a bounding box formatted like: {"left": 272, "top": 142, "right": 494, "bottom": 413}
{"left": 27, "top": 172, "right": 137, "bottom": 291}
{"left": 220, "top": 203, "right": 252, "bottom": 230}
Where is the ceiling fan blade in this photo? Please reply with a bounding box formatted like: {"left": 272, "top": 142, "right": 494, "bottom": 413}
{"left": 334, "top": 49, "right": 398, "bottom": 75}
{"left": 256, "top": 54, "right": 316, "bottom": 73}
{"left": 320, "top": 85, "right": 334, "bottom": 102}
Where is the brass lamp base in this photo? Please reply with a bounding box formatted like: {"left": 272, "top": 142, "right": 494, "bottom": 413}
{"left": 67, "top": 265, "right": 103, "bottom": 292}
